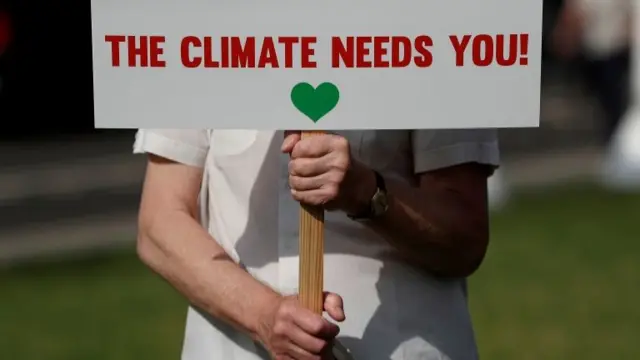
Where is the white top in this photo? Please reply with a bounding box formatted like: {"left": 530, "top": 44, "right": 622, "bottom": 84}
{"left": 134, "top": 129, "right": 500, "bottom": 360}
{"left": 575, "top": 0, "right": 631, "bottom": 58}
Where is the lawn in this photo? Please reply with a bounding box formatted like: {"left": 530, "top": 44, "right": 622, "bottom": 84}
{"left": 1, "top": 183, "right": 639, "bottom": 360}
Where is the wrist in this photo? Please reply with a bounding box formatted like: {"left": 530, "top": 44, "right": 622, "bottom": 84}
{"left": 342, "top": 161, "right": 377, "bottom": 215}
{"left": 253, "top": 292, "right": 283, "bottom": 343}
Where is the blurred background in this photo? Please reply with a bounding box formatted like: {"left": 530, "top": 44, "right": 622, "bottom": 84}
{"left": 0, "top": 0, "right": 639, "bottom": 359}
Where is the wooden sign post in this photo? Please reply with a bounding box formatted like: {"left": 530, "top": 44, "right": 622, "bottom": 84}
{"left": 298, "top": 131, "right": 326, "bottom": 315}
{"left": 298, "top": 131, "right": 353, "bottom": 359}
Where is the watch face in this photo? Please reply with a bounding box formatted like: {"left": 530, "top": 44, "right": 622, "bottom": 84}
{"left": 371, "top": 189, "right": 389, "bottom": 216}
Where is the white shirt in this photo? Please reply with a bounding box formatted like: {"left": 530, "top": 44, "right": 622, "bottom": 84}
{"left": 134, "top": 129, "right": 500, "bottom": 360}
{"left": 575, "top": 0, "right": 631, "bottom": 58}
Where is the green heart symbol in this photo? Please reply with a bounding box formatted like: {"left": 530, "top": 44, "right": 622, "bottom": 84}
{"left": 290, "top": 82, "right": 340, "bottom": 123}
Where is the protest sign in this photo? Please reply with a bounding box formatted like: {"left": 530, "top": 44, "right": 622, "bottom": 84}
{"left": 91, "top": 0, "right": 543, "bottom": 129}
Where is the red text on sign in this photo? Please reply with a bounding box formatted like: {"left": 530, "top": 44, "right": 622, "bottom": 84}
{"left": 180, "top": 36, "right": 317, "bottom": 68}
{"left": 331, "top": 36, "right": 433, "bottom": 68}
{"left": 449, "top": 33, "right": 529, "bottom": 67}
{"left": 104, "top": 35, "right": 166, "bottom": 67}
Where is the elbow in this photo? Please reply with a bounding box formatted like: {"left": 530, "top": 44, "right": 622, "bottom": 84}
{"left": 449, "top": 224, "right": 489, "bottom": 278}
{"left": 136, "top": 231, "right": 154, "bottom": 268}
{"left": 136, "top": 233, "right": 155, "bottom": 270}
{"left": 423, "top": 223, "right": 489, "bottom": 279}
{"left": 136, "top": 213, "right": 161, "bottom": 270}
{"left": 454, "top": 234, "right": 488, "bottom": 278}
{"left": 449, "top": 201, "right": 491, "bottom": 277}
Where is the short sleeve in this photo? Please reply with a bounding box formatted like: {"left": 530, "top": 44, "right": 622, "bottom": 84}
{"left": 133, "top": 129, "right": 210, "bottom": 168}
{"left": 412, "top": 129, "right": 500, "bottom": 174}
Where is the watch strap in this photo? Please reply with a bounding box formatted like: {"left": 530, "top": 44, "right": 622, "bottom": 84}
{"left": 347, "top": 170, "right": 387, "bottom": 220}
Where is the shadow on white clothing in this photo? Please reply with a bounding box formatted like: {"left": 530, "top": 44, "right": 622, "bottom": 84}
{"left": 189, "top": 132, "right": 480, "bottom": 360}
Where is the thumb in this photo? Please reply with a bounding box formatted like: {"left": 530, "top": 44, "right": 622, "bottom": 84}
{"left": 323, "top": 291, "right": 345, "bottom": 322}
{"left": 282, "top": 130, "right": 302, "bottom": 153}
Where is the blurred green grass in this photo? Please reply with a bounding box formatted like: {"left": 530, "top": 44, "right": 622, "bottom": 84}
{"left": 1, "top": 183, "right": 639, "bottom": 360}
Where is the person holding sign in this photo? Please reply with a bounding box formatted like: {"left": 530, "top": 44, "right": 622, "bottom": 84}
{"left": 134, "top": 128, "right": 499, "bottom": 360}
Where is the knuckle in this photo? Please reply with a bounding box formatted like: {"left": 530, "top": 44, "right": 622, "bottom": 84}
{"left": 334, "top": 136, "right": 350, "bottom": 152}
{"left": 272, "top": 321, "right": 287, "bottom": 336}
{"left": 311, "top": 339, "right": 327, "bottom": 354}
{"left": 325, "top": 185, "right": 339, "bottom": 200}
{"left": 288, "top": 175, "right": 298, "bottom": 189}
{"left": 328, "top": 170, "right": 345, "bottom": 185}
{"left": 335, "top": 155, "right": 350, "bottom": 171}
{"left": 276, "top": 303, "right": 292, "bottom": 319}
{"left": 291, "top": 159, "right": 306, "bottom": 175}
{"left": 291, "top": 192, "right": 303, "bottom": 202}
{"left": 309, "top": 319, "right": 325, "bottom": 334}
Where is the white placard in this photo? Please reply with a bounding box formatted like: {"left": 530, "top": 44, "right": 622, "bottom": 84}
{"left": 91, "top": 0, "right": 542, "bottom": 129}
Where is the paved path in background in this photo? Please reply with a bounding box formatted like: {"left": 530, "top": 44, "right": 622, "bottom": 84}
{"left": 0, "top": 212, "right": 138, "bottom": 265}
{"left": 0, "top": 154, "right": 145, "bottom": 203}
{"left": 0, "top": 145, "right": 606, "bottom": 266}
{"left": 502, "top": 146, "right": 604, "bottom": 187}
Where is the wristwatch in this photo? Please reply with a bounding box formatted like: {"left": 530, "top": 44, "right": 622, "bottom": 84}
{"left": 347, "top": 170, "right": 389, "bottom": 221}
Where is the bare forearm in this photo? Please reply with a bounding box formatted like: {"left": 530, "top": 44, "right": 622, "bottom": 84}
{"left": 370, "top": 178, "right": 488, "bottom": 277}
{"left": 284, "top": 131, "right": 490, "bottom": 277}
{"left": 137, "top": 210, "right": 280, "bottom": 339}
{"left": 344, "top": 162, "right": 489, "bottom": 277}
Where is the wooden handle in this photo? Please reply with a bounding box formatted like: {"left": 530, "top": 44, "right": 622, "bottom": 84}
{"left": 298, "top": 131, "right": 325, "bottom": 314}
